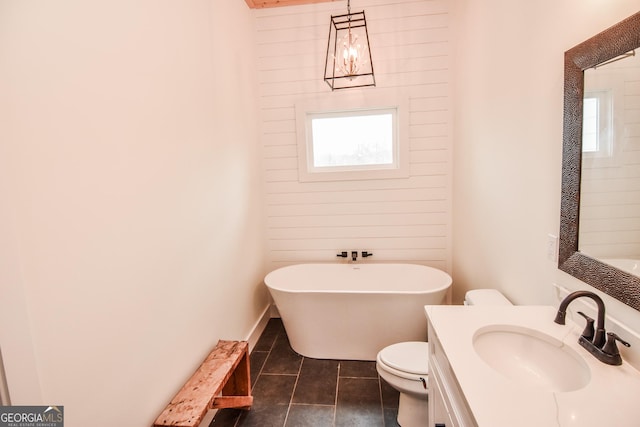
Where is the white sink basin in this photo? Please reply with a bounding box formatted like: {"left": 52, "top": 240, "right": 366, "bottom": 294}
{"left": 473, "top": 324, "right": 591, "bottom": 392}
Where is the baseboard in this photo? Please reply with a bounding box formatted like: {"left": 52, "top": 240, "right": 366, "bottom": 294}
{"left": 0, "top": 348, "right": 10, "bottom": 406}
{"left": 269, "top": 304, "right": 280, "bottom": 318}
{"left": 244, "top": 305, "right": 272, "bottom": 352}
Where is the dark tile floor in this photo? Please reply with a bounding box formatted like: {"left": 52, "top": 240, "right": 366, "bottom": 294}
{"left": 210, "top": 318, "right": 401, "bottom": 427}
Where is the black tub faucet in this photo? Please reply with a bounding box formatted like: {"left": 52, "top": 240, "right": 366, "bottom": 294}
{"left": 351, "top": 251, "right": 358, "bottom": 261}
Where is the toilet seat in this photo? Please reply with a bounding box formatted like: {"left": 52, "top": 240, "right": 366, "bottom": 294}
{"left": 378, "top": 341, "right": 429, "bottom": 376}
{"left": 376, "top": 341, "right": 430, "bottom": 427}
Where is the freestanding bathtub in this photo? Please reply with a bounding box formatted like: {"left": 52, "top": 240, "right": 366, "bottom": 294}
{"left": 264, "top": 263, "right": 452, "bottom": 361}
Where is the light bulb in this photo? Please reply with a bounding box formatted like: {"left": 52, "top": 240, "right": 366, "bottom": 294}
{"left": 336, "top": 28, "right": 367, "bottom": 78}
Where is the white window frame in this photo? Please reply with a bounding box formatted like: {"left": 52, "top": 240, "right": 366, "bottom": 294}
{"left": 295, "top": 91, "right": 409, "bottom": 182}
{"left": 582, "top": 90, "right": 613, "bottom": 158}
{"left": 582, "top": 67, "right": 625, "bottom": 169}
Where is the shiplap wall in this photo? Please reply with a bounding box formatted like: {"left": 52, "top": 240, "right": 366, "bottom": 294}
{"left": 579, "top": 54, "right": 640, "bottom": 260}
{"left": 254, "top": 0, "right": 452, "bottom": 272}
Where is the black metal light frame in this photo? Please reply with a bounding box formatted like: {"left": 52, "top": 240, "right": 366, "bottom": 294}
{"left": 324, "top": 8, "right": 375, "bottom": 91}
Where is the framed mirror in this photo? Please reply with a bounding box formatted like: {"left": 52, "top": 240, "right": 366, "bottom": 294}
{"left": 559, "top": 11, "right": 640, "bottom": 311}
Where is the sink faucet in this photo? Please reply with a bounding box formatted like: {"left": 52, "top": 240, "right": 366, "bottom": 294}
{"left": 554, "top": 290, "right": 607, "bottom": 347}
{"left": 554, "top": 290, "right": 630, "bottom": 365}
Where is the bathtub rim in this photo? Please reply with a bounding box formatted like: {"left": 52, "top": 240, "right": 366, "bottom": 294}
{"left": 264, "top": 262, "right": 452, "bottom": 294}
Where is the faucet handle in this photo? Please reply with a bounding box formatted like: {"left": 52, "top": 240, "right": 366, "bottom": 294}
{"left": 577, "top": 311, "right": 595, "bottom": 341}
{"left": 603, "top": 332, "right": 631, "bottom": 357}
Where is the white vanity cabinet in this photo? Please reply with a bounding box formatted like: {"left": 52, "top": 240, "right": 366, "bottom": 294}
{"left": 428, "top": 319, "right": 476, "bottom": 427}
{"left": 425, "top": 304, "right": 640, "bottom": 427}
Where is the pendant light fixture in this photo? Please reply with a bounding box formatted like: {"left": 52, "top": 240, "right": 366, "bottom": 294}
{"left": 324, "top": 0, "right": 375, "bottom": 90}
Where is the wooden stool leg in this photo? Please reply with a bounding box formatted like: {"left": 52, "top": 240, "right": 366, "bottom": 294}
{"left": 223, "top": 350, "right": 251, "bottom": 396}
{"left": 213, "top": 345, "right": 253, "bottom": 409}
{"left": 154, "top": 340, "right": 253, "bottom": 426}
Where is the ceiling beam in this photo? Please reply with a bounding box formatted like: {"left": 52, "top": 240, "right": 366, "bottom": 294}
{"left": 245, "top": 0, "right": 336, "bottom": 9}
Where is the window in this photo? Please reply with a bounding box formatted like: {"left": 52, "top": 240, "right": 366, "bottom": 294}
{"left": 582, "top": 90, "right": 613, "bottom": 158}
{"left": 296, "top": 93, "right": 408, "bottom": 182}
{"left": 582, "top": 97, "right": 599, "bottom": 152}
{"left": 308, "top": 108, "right": 396, "bottom": 170}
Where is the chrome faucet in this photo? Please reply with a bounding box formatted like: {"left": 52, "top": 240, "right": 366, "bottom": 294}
{"left": 554, "top": 290, "right": 630, "bottom": 365}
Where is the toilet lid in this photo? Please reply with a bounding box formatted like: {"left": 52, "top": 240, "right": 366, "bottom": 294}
{"left": 379, "top": 341, "right": 429, "bottom": 375}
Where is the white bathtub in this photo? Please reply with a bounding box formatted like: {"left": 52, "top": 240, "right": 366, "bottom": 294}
{"left": 264, "top": 263, "right": 452, "bottom": 361}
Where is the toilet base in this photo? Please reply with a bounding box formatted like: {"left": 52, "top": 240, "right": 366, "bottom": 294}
{"left": 397, "top": 392, "right": 429, "bottom": 427}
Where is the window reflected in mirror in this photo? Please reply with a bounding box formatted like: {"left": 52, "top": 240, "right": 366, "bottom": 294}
{"left": 578, "top": 50, "right": 640, "bottom": 275}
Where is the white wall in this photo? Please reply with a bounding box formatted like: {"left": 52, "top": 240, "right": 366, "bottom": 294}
{"left": 0, "top": 1, "right": 267, "bottom": 426}
{"left": 255, "top": 0, "right": 454, "bottom": 272}
{"left": 3, "top": 0, "right": 640, "bottom": 423}
{"left": 452, "top": 0, "right": 640, "bottom": 325}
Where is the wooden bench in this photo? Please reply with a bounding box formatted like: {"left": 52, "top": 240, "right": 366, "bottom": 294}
{"left": 153, "top": 340, "right": 253, "bottom": 427}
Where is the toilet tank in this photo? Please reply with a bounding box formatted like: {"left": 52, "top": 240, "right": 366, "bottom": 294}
{"left": 464, "top": 289, "right": 511, "bottom": 306}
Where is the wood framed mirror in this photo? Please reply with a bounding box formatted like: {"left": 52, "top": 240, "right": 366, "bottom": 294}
{"left": 559, "top": 11, "right": 640, "bottom": 310}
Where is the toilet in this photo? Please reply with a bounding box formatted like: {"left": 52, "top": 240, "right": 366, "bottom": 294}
{"left": 376, "top": 289, "right": 511, "bottom": 427}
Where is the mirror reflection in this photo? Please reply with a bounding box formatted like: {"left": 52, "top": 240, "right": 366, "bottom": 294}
{"left": 579, "top": 50, "right": 640, "bottom": 277}
{"left": 560, "top": 11, "right": 640, "bottom": 311}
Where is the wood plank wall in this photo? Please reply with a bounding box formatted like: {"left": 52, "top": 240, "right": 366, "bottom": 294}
{"left": 254, "top": 0, "right": 453, "bottom": 272}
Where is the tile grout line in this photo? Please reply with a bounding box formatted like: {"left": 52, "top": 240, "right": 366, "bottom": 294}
{"left": 333, "top": 362, "right": 341, "bottom": 427}
{"left": 233, "top": 326, "right": 278, "bottom": 427}
{"left": 281, "top": 354, "right": 304, "bottom": 427}
{"left": 377, "top": 373, "right": 386, "bottom": 427}
{"left": 249, "top": 335, "right": 275, "bottom": 390}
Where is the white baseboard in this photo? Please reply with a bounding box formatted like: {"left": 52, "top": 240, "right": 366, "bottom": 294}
{"left": 244, "top": 305, "right": 272, "bottom": 352}
{"left": 200, "top": 410, "right": 215, "bottom": 427}
{"left": 0, "top": 347, "right": 10, "bottom": 406}
{"left": 269, "top": 304, "right": 280, "bottom": 318}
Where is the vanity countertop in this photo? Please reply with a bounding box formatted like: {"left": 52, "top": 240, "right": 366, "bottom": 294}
{"left": 425, "top": 305, "right": 640, "bottom": 427}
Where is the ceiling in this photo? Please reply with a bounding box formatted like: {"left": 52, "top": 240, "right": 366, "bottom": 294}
{"left": 245, "top": 0, "right": 335, "bottom": 8}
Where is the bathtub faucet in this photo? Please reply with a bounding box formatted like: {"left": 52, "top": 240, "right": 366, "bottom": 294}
{"left": 351, "top": 251, "right": 358, "bottom": 262}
